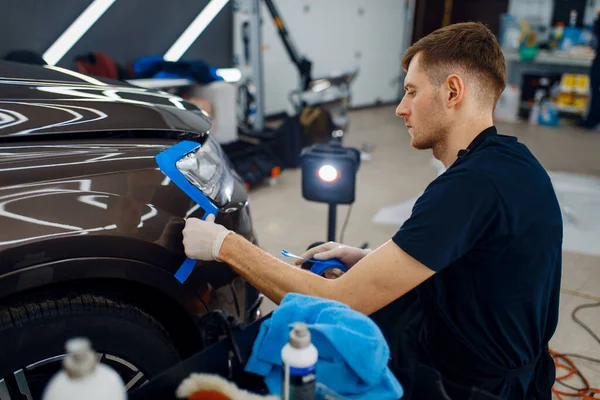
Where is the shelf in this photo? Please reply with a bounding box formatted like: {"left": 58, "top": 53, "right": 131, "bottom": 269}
{"left": 503, "top": 48, "right": 594, "bottom": 68}
{"left": 520, "top": 102, "right": 586, "bottom": 115}
{"left": 555, "top": 104, "right": 586, "bottom": 115}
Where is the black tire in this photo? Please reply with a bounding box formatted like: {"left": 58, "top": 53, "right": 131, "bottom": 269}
{"left": 0, "top": 291, "right": 181, "bottom": 398}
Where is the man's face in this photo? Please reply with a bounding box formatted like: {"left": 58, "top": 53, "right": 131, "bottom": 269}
{"left": 396, "top": 54, "right": 449, "bottom": 150}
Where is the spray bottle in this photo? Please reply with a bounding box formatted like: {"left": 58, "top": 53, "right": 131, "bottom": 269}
{"left": 281, "top": 322, "right": 318, "bottom": 400}
{"left": 42, "top": 338, "right": 127, "bottom": 400}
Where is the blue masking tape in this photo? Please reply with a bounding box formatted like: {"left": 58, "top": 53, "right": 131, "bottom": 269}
{"left": 174, "top": 257, "right": 198, "bottom": 284}
{"left": 309, "top": 259, "right": 348, "bottom": 275}
{"left": 280, "top": 249, "right": 348, "bottom": 276}
{"left": 155, "top": 140, "right": 219, "bottom": 283}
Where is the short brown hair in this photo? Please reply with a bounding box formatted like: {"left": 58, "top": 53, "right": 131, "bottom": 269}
{"left": 402, "top": 22, "right": 506, "bottom": 104}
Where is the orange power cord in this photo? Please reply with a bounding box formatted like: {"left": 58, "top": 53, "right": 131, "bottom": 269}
{"left": 550, "top": 348, "right": 600, "bottom": 399}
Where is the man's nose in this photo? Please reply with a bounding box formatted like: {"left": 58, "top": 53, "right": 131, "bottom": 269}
{"left": 395, "top": 99, "right": 409, "bottom": 119}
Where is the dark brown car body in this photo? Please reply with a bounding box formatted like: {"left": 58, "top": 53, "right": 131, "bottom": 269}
{"left": 0, "top": 61, "right": 261, "bottom": 395}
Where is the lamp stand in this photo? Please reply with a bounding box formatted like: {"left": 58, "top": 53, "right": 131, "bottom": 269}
{"left": 327, "top": 203, "right": 337, "bottom": 242}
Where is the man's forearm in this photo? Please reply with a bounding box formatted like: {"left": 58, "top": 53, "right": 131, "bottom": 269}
{"left": 218, "top": 233, "right": 338, "bottom": 305}
{"left": 217, "top": 234, "right": 434, "bottom": 315}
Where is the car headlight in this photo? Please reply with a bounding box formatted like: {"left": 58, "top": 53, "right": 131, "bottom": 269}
{"left": 176, "top": 136, "right": 234, "bottom": 207}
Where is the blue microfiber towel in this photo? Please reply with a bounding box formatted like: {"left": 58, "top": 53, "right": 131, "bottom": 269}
{"left": 245, "top": 293, "right": 403, "bottom": 399}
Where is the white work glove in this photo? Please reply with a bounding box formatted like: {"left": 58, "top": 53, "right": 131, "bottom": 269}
{"left": 295, "top": 242, "right": 372, "bottom": 270}
{"left": 182, "top": 214, "right": 232, "bottom": 261}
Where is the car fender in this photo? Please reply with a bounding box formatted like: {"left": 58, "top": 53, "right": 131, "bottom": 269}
{"left": 0, "top": 256, "right": 205, "bottom": 312}
{"left": 0, "top": 144, "right": 256, "bottom": 323}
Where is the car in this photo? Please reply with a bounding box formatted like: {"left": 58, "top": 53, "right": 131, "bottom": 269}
{"left": 0, "top": 60, "right": 262, "bottom": 399}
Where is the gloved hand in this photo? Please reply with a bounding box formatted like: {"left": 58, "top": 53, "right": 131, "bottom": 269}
{"left": 182, "top": 214, "right": 232, "bottom": 261}
{"left": 295, "top": 242, "right": 372, "bottom": 270}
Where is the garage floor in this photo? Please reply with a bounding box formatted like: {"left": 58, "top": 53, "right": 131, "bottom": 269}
{"left": 249, "top": 104, "right": 600, "bottom": 395}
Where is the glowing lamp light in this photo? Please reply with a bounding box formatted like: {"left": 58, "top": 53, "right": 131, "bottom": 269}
{"left": 301, "top": 143, "right": 360, "bottom": 206}
{"left": 318, "top": 165, "right": 339, "bottom": 183}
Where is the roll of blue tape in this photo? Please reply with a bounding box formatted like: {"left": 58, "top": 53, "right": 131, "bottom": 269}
{"left": 309, "top": 259, "right": 348, "bottom": 275}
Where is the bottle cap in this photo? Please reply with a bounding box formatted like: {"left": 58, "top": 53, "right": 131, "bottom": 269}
{"left": 63, "top": 337, "right": 97, "bottom": 379}
{"left": 289, "top": 322, "right": 311, "bottom": 349}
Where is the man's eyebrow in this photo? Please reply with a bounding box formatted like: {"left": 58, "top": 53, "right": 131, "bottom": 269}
{"left": 404, "top": 83, "right": 416, "bottom": 90}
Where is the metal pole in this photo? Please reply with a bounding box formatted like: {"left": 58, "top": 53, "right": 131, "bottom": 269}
{"left": 327, "top": 203, "right": 337, "bottom": 242}
{"left": 249, "top": 0, "right": 265, "bottom": 132}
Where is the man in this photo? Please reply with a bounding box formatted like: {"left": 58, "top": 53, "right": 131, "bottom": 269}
{"left": 183, "top": 22, "right": 562, "bottom": 399}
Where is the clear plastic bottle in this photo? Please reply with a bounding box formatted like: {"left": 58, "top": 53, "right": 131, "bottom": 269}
{"left": 569, "top": 10, "right": 577, "bottom": 27}
{"left": 281, "top": 323, "right": 318, "bottom": 400}
{"left": 42, "top": 338, "right": 127, "bottom": 400}
{"left": 529, "top": 89, "right": 546, "bottom": 125}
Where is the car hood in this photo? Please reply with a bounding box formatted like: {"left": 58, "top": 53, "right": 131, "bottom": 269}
{"left": 0, "top": 61, "right": 211, "bottom": 138}
{"left": 0, "top": 140, "right": 173, "bottom": 187}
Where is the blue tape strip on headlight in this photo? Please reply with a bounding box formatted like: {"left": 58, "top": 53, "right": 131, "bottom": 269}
{"left": 155, "top": 140, "right": 219, "bottom": 283}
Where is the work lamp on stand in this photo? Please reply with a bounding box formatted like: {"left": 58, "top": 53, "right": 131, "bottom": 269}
{"left": 300, "top": 143, "right": 361, "bottom": 242}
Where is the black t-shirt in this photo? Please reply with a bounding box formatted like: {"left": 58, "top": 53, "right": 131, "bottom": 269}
{"left": 594, "top": 16, "right": 600, "bottom": 54}
{"left": 392, "top": 126, "right": 562, "bottom": 398}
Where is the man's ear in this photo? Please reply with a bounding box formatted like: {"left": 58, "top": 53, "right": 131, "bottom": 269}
{"left": 445, "top": 74, "right": 465, "bottom": 108}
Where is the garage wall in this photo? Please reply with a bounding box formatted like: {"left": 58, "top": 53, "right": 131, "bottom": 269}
{"left": 0, "top": 0, "right": 233, "bottom": 69}
{"left": 234, "top": 0, "right": 412, "bottom": 115}
{"left": 508, "top": 0, "right": 554, "bottom": 27}
{"left": 583, "top": 0, "right": 600, "bottom": 25}
{"left": 507, "top": 0, "right": 600, "bottom": 27}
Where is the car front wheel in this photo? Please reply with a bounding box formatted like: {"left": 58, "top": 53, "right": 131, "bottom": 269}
{"left": 0, "top": 290, "right": 181, "bottom": 399}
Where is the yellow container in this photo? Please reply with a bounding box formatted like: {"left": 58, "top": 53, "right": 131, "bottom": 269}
{"left": 558, "top": 92, "right": 574, "bottom": 105}
{"left": 560, "top": 73, "right": 576, "bottom": 92}
{"left": 575, "top": 74, "right": 590, "bottom": 95}
{"left": 573, "top": 94, "right": 588, "bottom": 109}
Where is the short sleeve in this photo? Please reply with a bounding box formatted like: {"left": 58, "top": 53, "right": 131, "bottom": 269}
{"left": 392, "top": 168, "right": 500, "bottom": 272}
